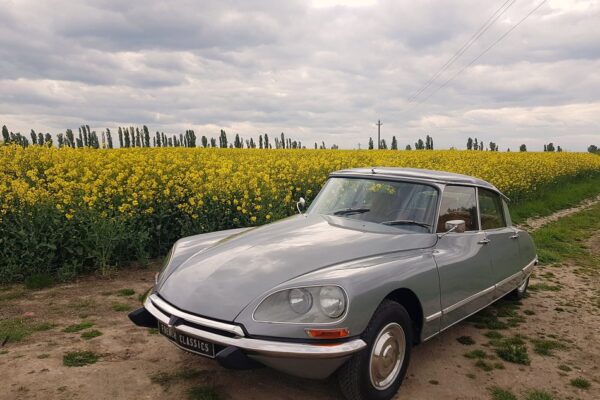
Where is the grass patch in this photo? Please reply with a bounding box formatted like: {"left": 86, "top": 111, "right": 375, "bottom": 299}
{"left": 510, "top": 173, "right": 600, "bottom": 224}
{"left": 0, "top": 289, "right": 27, "bottom": 302}
{"left": 457, "top": 336, "right": 475, "bottom": 345}
{"left": 117, "top": 288, "right": 135, "bottom": 297}
{"left": 63, "top": 321, "right": 93, "bottom": 333}
{"left": 492, "top": 336, "right": 530, "bottom": 365}
{"left": 523, "top": 309, "right": 535, "bottom": 315}
{"left": 464, "top": 349, "right": 488, "bottom": 359}
{"left": 570, "top": 378, "right": 590, "bottom": 389}
{"left": 531, "top": 200, "right": 600, "bottom": 268}
{"left": 81, "top": 330, "right": 103, "bottom": 340}
{"left": 528, "top": 283, "right": 561, "bottom": 292}
{"left": 475, "top": 359, "right": 494, "bottom": 372}
{"left": 531, "top": 339, "right": 567, "bottom": 356}
{"left": 0, "top": 318, "right": 55, "bottom": 342}
{"left": 150, "top": 369, "right": 205, "bottom": 387}
{"left": 524, "top": 390, "right": 557, "bottom": 400}
{"left": 24, "top": 273, "right": 54, "bottom": 290}
{"left": 489, "top": 386, "right": 518, "bottom": 400}
{"left": 484, "top": 331, "right": 503, "bottom": 340}
{"left": 468, "top": 308, "right": 508, "bottom": 330}
{"left": 187, "top": 386, "right": 221, "bottom": 400}
{"left": 112, "top": 302, "right": 132, "bottom": 312}
{"left": 63, "top": 351, "right": 98, "bottom": 367}
{"left": 558, "top": 364, "right": 571, "bottom": 372}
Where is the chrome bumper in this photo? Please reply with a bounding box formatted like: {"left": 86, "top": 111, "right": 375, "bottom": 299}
{"left": 144, "top": 294, "right": 366, "bottom": 359}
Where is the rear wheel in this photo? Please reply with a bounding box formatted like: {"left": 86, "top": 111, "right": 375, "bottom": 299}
{"left": 337, "top": 300, "right": 412, "bottom": 400}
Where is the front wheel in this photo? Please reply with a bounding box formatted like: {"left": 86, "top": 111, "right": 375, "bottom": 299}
{"left": 337, "top": 300, "right": 413, "bottom": 400}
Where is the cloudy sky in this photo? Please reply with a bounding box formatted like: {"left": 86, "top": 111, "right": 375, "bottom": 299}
{"left": 1, "top": 0, "right": 599, "bottom": 151}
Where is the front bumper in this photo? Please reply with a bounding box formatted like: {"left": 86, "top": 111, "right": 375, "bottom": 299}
{"left": 134, "top": 294, "right": 366, "bottom": 379}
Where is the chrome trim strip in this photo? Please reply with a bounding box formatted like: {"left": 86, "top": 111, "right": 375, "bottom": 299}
{"left": 145, "top": 296, "right": 366, "bottom": 359}
{"left": 148, "top": 294, "right": 246, "bottom": 337}
{"left": 495, "top": 270, "right": 523, "bottom": 289}
{"left": 424, "top": 311, "right": 442, "bottom": 323}
{"left": 442, "top": 285, "right": 495, "bottom": 315}
{"left": 522, "top": 257, "right": 537, "bottom": 275}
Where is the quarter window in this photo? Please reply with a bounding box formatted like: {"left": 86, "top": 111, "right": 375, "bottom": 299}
{"left": 436, "top": 186, "right": 478, "bottom": 232}
{"left": 478, "top": 189, "right": 506, "bottom": 230}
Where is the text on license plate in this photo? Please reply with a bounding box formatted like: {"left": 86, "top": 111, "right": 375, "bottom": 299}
{"left": 158, "top": 322, "right": 215, "bottom": 358}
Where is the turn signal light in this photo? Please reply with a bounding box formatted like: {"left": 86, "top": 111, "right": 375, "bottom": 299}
{"left": 305, "top": 328, "right": 350, "bottom": 339}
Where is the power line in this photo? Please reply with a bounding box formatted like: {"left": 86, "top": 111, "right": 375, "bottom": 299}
{"left": 407, "top": 0, "right": 517, "bottom": 104}
{"left": 416, "top": 0, "right": 547, "bottom": 106}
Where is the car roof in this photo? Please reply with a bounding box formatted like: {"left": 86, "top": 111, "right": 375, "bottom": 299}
{"left": 330, "top": 167, "right": 508, "bottom": 199}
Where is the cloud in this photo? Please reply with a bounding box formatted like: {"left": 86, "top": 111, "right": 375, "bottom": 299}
{"left": 0, "top": 0, "right": 599, "bottom": 151}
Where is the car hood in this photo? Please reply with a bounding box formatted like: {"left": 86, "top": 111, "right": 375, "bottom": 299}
{"left": 157, "top": 214, "right": 437, "bottom": 321}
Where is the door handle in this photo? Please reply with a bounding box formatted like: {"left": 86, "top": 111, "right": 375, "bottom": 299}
{"left": 477, "top": 238, "right": 490, "bottom": 245}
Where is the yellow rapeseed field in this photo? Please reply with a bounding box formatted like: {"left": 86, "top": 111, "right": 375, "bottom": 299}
{"left": 1, "top": 145, "right": 599, "bottom": 281}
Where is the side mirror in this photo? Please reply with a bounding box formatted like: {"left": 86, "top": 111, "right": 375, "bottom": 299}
{"left": 444, "top": 219, "right": 466, "bottom": 233}
{"left": 296, "top": 197, "right": 306, "bottom": 214}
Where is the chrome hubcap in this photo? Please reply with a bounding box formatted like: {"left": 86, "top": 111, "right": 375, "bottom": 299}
{"left": 369, "top": 322, "right": 406, "bottom": 390}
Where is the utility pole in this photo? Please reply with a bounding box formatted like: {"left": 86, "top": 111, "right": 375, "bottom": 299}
{"left": 376, "top": 120, "right": 383, "bottom": 149}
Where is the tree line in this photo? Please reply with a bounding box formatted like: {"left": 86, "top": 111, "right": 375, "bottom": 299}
{"left": 0, "top": 125, "right": 340, "bottom": 150}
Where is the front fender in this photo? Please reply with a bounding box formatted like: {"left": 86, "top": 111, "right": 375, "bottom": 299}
{"left": 234, "top": 249, "right": 440, "bottom": 341}
{"left": 156, "top": 227, "right": 252, "bottom": 291}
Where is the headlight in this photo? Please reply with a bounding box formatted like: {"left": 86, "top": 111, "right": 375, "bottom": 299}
{"left": 289, "top": 288, "right": 312, "bottom": 314}
{"left": 319, "top": 286, "right": 345, "bottom": 318}
{"left": 254, "top": 285, "right": 347, "bottom": 323}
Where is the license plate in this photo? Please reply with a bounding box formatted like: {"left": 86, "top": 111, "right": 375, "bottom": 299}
{"left": 158, "top": 321, "right": 215, "bottom": 358}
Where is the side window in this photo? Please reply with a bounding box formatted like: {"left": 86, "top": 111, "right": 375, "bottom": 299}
{"left": 436, "top": 186, "right": 479, "bottom": 233}
{"left": 478, "top": 189, "right": 506, "bottom": 230}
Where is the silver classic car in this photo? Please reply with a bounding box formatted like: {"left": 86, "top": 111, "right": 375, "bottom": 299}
{"left": 130, "top": 167, "right": 537, "bottom": 400}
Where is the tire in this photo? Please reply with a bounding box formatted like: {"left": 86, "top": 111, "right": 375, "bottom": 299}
{"left": 337, "top": 300, "right": 413, "bottom": 400}
{"left": 507, "top": 276, "right": 529, "bottom": 300}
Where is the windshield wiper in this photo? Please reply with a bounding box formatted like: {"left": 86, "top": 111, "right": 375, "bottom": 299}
{"left": 333, "top": 208, "right": 370, "bottom": 216}
{"left": 380, "top": 220, "right": 431, "bottom": 229}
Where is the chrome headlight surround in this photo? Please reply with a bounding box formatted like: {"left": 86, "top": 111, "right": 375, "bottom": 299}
{"left": 253, "top": 285, "right": 348, "bottom": 324}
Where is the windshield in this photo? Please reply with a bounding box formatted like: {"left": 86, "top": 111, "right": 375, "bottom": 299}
{"left": 308, "top": 177, "right": 439, "bottom": 233}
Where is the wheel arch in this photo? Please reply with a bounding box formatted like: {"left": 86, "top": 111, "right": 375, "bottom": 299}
{"left": 383, "top": 288, "right": 424, "bottom": 344}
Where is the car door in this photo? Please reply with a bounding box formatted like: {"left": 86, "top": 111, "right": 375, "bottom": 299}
{"left": 477, "top": 188, "right": 522, "bottom": 298}
{"left": 434, "top": 185, "right": 496, "bottom": 329}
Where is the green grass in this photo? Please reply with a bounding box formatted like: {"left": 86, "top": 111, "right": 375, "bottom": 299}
{"left": 489, "top": 386, "right": 518, "bottom": 400}
{"left": 464, "top": 349, "right": 488, "bottom": 359}
{"left": 187, "top": 386, "right": 221, "bottom": 400}
{"left": 531, "top": 339, "right": 567, "bottom": 356}
{"left": 111, "top": 302, "right": 132, "bottom": 312}
{"left": 557, "top": 364, "right": 572, "bottom": 372}
{"left": 510, "top": 173, "right": 600, "bottom": 224}
{"left": 81, "top": 330, "right": 103, "bottom": 340}
{"left": 484, "top": 331, "right": 503, "bottom": 340}
{"left": 531, "top": 201, "right": 600, "bottom": 268}
{"left": 117, "top": 288, "right": 135, "bottom": 297}
{"left": 63, "top": 351, "right": 98, "bottom": 367}
{"left": 0, "top": 317, "right": 54, "bottom": 342}
{"left": 524, "top": 390, "right": 557, "bottom": 400}
{"left": 570, "top": 378, "right": 591, "bottom": 389}
{"left": 492, "top": 336, "right": 530, "bottom": 365}
{"left": 475, "top": 359, "right": 494, "bottom": 372}
{"left": 528, "top": 283, "right": 561, "bottom": 292}
{"left": 63, "top": 321, "right": 93, "bottom": 333}
{"left": 24, "top": 273, "right": 54, "bottom": 290}
{"left": 457, "top": 336, "right": 475, "bottom": 345}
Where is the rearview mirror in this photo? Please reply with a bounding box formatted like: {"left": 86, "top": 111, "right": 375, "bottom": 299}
{"left": 444, "top": 219, "right": 466, "bottom": 233}
{"left": 296, "top": 197, "right": 306, "bottom": 214}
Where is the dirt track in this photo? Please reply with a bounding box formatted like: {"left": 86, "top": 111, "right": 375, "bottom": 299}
{"left": 1, "top": 234, "right": 599, "bottom": 399}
